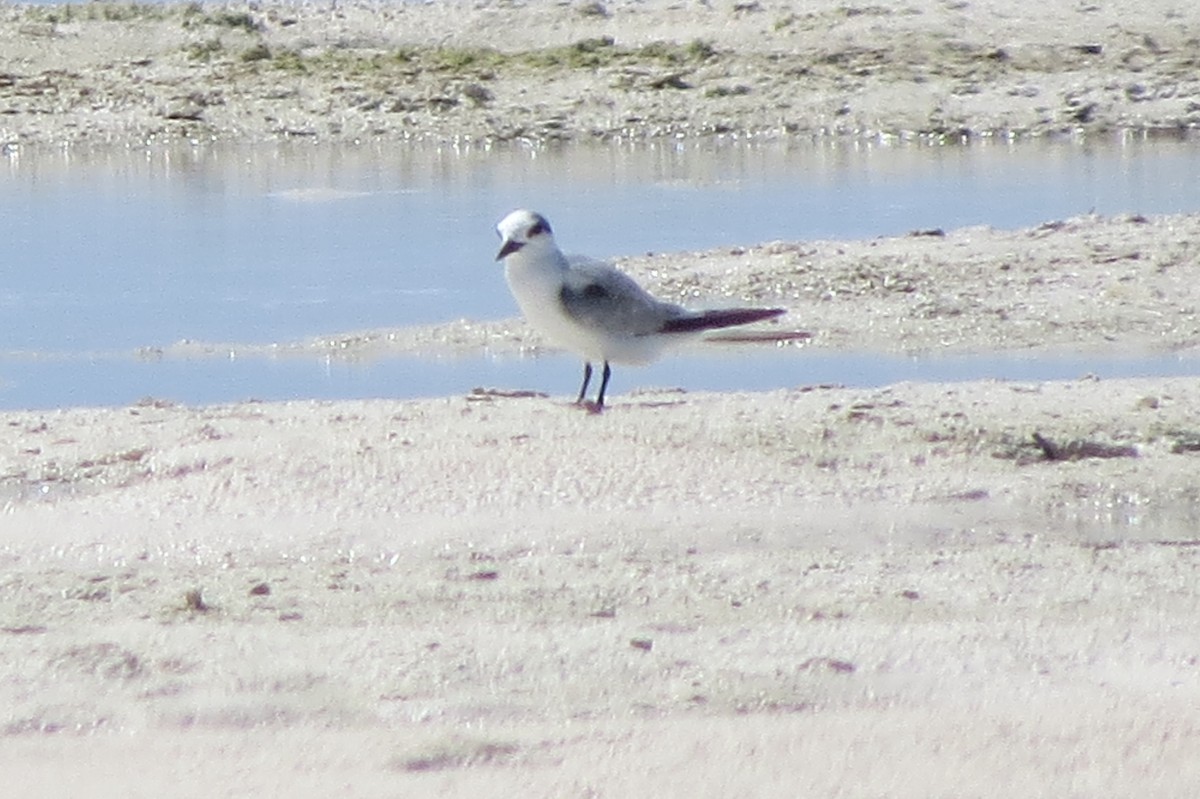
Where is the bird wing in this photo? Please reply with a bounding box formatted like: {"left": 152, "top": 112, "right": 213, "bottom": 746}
{"left": 559, "top": 255, "right": 684, "bottom": 337}
{"left": 658, "top": 307, "right": 786, "bottom": 333}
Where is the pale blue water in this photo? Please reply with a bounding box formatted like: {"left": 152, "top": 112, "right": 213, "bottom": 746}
{"left": 2, "top": 348, "right": 1198, "bottom": 411}
{"left": 1, "top": 134, "right": 1198, "bottom": 409}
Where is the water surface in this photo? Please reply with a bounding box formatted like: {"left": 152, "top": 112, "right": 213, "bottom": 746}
{"left": 2, "top": 134, "right": 1198, "bottom": 408}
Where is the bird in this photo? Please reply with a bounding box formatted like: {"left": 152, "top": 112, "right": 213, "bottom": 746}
{"left": 494, "top": 209, "right": 786, "bottom": 411}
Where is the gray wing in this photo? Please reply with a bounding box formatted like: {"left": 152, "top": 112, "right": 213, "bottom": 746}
{"left": 559, "top": 255, "right": 685, "bottom": 336}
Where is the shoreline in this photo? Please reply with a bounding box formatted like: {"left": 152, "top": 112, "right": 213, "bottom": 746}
{"left": 158, "top": 210, "right": 1200, "bottom": 363}
{"left": 3, "top": 2, "right": 1200, "bottom": 795}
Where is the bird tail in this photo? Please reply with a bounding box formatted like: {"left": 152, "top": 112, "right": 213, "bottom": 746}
{"left": 658, "top": 307, "right": 785, "bottom": 334}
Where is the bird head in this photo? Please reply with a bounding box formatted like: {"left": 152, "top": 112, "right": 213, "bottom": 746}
{"left": 495, "top": 209, "right": 555, "bottom": 261}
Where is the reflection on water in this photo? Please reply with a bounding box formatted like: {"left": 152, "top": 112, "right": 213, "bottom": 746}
{"left": 1, "top": 133, "right": 1199, "bottom": 408}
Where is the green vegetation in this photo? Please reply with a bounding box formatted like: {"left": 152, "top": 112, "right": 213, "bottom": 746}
{"left": 260, "top": 37, "right": 720, "bottom": 78}
{"left": 773, "top": 13, "right": 798, "bottom": 31}
{"left": 185, "top": 38, "right": 224, "bottom": 62}
{"left": 22, "top": 1, "right": 174, "bottom": 24}
{"left": 16, "top": 3, "right": 716, "bottom": 78}
{"left": 178, "top": 3, "right": 264, "bottom": 33}
{"left": 17, "top": 3, "right": 717, "bottom": 80}
{"left": 522, "top": 36, "right": 620, "bottom": 69}
{"left": 266, "top": 47, "right": 307, "bottom": 73}
{"left": 240, "top": 43, "right": 272, "bottom": 63}
{"left": 425, "top": 47, "right": 507, "bottom": 73}
{"left": 199, "top": 10, "right": 264, "bottom": 34}
{"left": 524, "top": 37, "right": 717, "bottom": 70}
{"left": 21, "top": 2, "right": 264, "bottom": 38}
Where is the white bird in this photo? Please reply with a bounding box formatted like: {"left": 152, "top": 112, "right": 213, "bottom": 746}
{"left": 495, "top": 209, "right": 786, "bottom": 411}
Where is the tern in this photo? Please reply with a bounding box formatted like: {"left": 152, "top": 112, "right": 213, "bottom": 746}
{"left": 495, "top": 209, "right": 786, "bottom": 411}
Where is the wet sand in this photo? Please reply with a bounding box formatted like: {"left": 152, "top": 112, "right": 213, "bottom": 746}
{"left": 2, "top": 2, "right": 1200, "bottom": 796}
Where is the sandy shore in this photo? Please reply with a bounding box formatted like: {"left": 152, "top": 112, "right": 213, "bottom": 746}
{"left": 2, "top": 0, "right": 1199, "bottom": 146}
{"left": 252, "top": 210, "right": 1199, "bottom": 363}
{"left": 4, "top": 379, "right": 1200, "bottom": 795}
{"left": 3, "top": 1, "right": 1200, "bottom": 796}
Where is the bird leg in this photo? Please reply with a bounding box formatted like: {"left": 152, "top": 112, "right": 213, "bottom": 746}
{"left": 594, "top": 361, "right": 612, "bottom": 411}
{"left": 575, "top": 362, "right": 593, "bottom": 405}
{"left": 575, "top": 361, "right": 611, "bottom": 413}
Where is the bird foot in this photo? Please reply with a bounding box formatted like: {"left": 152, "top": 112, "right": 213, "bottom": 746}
{"left": 575, "top": 400, "right": 605, "bottom": 415}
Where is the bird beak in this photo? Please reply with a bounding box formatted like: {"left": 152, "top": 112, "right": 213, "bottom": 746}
{"left": 495, "top": 238, "right": 523, "bottom": 260}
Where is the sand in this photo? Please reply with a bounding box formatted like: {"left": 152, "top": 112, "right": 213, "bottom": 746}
{"left": 2, "top": 1, "right": 1200, "bottom": 796}
{"left": 2, "top": 0, "right": 1199, "bottom": 145}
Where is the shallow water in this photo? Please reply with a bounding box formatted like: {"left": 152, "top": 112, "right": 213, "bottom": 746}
{"left": 2, "top": 133, "right": 1199, "bottom": 409}
{"left": 2, "top": 346, "right": 1199, "bottom": 412}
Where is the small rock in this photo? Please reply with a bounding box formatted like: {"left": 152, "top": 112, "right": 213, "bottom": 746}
{"left": 462, "top": 83, "right": 493, "bottom": 106}
{"left": 163, "top": 97, "right": 205, "bottom": 121}
{"left": 183, "top": 588, "right": 210, "bottom": 613}
{"left": 575, "top": 1, "right": 609, "bottom": 17}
